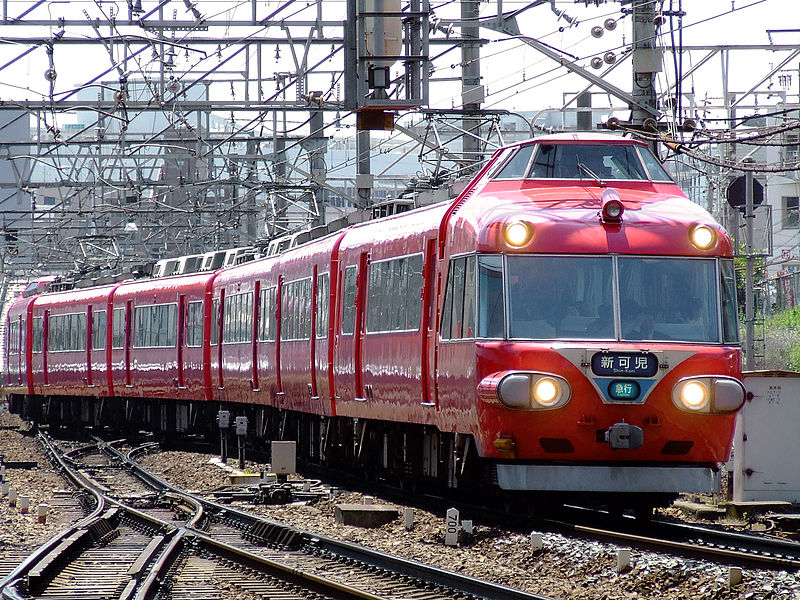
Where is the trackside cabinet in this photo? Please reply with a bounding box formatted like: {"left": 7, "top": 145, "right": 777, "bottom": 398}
{"left": 733, "top": 371, "right": 800, "bottom": 503}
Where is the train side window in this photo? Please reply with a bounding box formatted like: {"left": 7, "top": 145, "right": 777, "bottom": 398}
{"left": 92, "top": 310, "right": 106, "bottom": 350}
{"left": 166, "top": 304, "right": 178, "bottom": 347}
{"left": 8, "top": 320, "right": 19, "bottom": 353}
{"left": 494, "top": 145, "right": 535, "bottom": 179}
{"left": 211, "top": 299, "right": 219, "bottom": 345}
{"left": 367, "top": 261, "right": 383, "bottom": 332}
{"left": 112, "top": 308, "right": 125, "bottom": 349}
{"left": 441, "top": 256, "right": 476, "bottom": 340}
{"left": 407, "top": 254, "right": 424, "bottom": 329}
{"left": 133, "top": 304, "right": 177, "bottom": 348}
{"left": 316, "top": 273, "right": 329, "bottom": 339}
{"left": 280, "top": 279, "right": 311, "bottom": 341}
{"left": 222, "top": 292, "right": 253, "bottom": 343}
{"left": 32, "top": 317, "right": 43, "bottom": 352}
{"left": 341, "top": 265, "right": 358, "bottom": 335}
{"left": 477, "top": 255, "right": 505, "bottom": 338}
{"left": 259, "top": 287, "right": 276, "bottom": 341}
{"left": 720, "top": 259, "right": 740, "bottom": 344}
{"left": 186, "top": 301, "right": 203, "bottom": 347}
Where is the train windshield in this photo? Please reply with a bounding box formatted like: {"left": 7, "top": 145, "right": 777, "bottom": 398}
{"left": 484, "top": 255, "right": 736, "bottom": 343}
{"left": 493, "top": 143, "right": 673, "bottom": 182}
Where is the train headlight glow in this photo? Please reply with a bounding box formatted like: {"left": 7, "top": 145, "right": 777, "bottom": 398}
{"left": 680, "top": 381, "right": 709, "bottom": 410}
{"left": 504, "top": 221, "right": 533, "bottom": 247}
{"left": 493, "top": 372, "right": 572, "bottom": 410}
{"left": 672, "top": 377, "right": 745, "bottom": 414}
{"left": 690, "top": 225, "right": 716, "bottom": 250}
{"left": 533, "top": 377, "right": 561, "bottom": 407}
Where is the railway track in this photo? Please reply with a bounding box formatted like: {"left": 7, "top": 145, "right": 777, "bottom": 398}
{"left": 0, "top": 432, "right": 552, "bottom": 600}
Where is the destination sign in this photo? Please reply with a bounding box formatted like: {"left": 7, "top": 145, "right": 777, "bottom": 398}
{"left": 591, "top": 352, "right": 658, "bottom": 378}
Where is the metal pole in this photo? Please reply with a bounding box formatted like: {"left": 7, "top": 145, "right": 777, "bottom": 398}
{"left": 744, "top": 159, "right": 755, "bottom": 371}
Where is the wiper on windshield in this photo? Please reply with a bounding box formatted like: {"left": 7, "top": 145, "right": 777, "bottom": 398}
{"left": 577, "top": 161, "right": 606, "bottom": 187}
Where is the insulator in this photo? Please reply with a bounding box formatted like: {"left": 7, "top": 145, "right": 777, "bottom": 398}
{"left": 643, "top": 118, "right": 659, "bottom": 132}
{"left": 682, "top": 118, "right": 696, "bottom": 132}
{"left": 604, "top": 51, "right": 616, "bottom": 65}
{"left": 44, "top": 68, "right": 57, "bottom": 82}
{"left": 604, "top": 18, "right": 617, "bottom": 31}
{"left": 590, "top": 57, "right": 604, "bottom": 70}
{"left": 591, "top": 26, "right": 603, "bottom": 38}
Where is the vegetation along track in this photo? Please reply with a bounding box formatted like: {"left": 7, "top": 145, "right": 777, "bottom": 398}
{"left": 0, "top": 431, "right": 553, "bottom": 600}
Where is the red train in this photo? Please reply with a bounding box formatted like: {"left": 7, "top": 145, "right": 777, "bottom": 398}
{"left": 4, "top": 133, "right": 745, "bottom": 511}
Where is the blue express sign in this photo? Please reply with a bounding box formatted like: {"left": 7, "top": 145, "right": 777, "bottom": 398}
{"left": 591, "top": 352, "right": 658, "bottom": 378}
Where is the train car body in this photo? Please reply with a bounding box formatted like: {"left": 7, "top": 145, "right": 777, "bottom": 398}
{"left": 4, "top": 133, "right": 744, "bottom": 508}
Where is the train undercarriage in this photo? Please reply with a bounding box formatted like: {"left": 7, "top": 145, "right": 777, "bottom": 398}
{"left": 5, "top": 392, "right": 677, "bottom": 516}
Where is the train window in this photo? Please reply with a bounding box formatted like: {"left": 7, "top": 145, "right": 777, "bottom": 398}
{"left": 720, "top": 259, "right": 740, "bottom": 344}
{"left": 494, "top": 145, "right": 534, "bottom": 179}
{"left": 316, "top": 273, "right": 329, "bottom": 338}
{"left": 507, "top": 256, "right": 614, "bottom": 340}
{"left": 637, "top": 147, "right": 673, "bottom": 182}
{"left": 186, "top": 301, "right": 203, "bottom": 347}
{"left": 211, "top": 299, "right": 219, "bottom": 345}
{"left": 47, "top": 313, "right": 87, "bottom": 351}
{"left": 527, "top": 143, "right": 649, "bottom": 180}
{"left": 441, "top": 255, "right": 476, "bottom": 340}
{"left": 32, "top": 317, "right": 43, "bottom": 352}
{"left": 341, "top": 266, "right": 358, "bottom": 335}
{"left": 223, "top": 292, "right": 253, "bottom": 344}
{"left": 477, "top": 255, "right": 504, "bottom": 338}
{"left": 133, "top": 304, "right": 177, "bottom": 348}
{"left": 281, "top": 279, "right": 312, "bottom": 341}
{"left": 8, "top": 319, "right": 19, "bottom": 353}
{"left": 259, "top": 287, "right": 276, "bottom": 341}
{"left": 618, "top": 257, "right": 718, "bottom": 343}
{"left": 112, "top": 308, "right": 125, "bottom": 349}
{"left": 366, "top": 254, "right": 424, "bottom": 333}
{"left": 92, "top": 310, "right": 106, "bottom": 351}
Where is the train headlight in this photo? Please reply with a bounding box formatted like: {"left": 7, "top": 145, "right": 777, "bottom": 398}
{"left": 690, "top": 225, "right": 716, "bottom": 250}
{"left": 504, "top": 221, "right": 533, "bottom": 247}
{"left": 492, "top": 372, "right": 571, "bottom": 410}
{"left": 672, "top": 377, "right": 745, "bottom": 414}
{"left": 679, "top": 381, "right": 709, "bottom": 411}
{"left": 533, "top": 377, "right": 560, "bottom": 407}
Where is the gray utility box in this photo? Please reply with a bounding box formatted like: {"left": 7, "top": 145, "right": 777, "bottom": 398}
{"left": 271, "top": 441, "right": 296, "bottom": 475}
{"left": 733, "top": 371, "right": 800, "bottom": 503}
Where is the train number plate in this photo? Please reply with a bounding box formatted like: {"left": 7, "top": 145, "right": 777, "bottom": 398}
{"left": 591, "top": 352, "right": 658, "bottom": 377}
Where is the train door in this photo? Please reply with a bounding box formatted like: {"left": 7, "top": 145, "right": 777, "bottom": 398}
{"left": 251, "top": 281, "right": 260, "bottom": 393}
{"left": 334, "top": 253, "right": 367, "bottom": 408}
{"left": 177, "top": 294, "right": 185, "bottom": 389}
{"left": 43, "top": 310, "right": 50, "bottom": 386}
{"left": 86, "top": 305, "right": 93, "bottom": 387}
{"left": 313, "top": 267, "right": 331, "bottom": 414}
{"left": 421, "top": 238, "right": 438, "bottom": 406}
{"left": 124, "top": 300, "right": 133, "bottom": 387}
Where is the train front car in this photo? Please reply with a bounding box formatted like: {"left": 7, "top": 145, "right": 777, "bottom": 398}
{"left": 442, "top": 133, "right": 744, "bottom": 512}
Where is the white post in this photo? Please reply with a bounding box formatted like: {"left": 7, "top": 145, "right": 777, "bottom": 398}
{"left": 729, "top": 567, "right": 743, "bottom": 587}
{"left": 404, "top": 507, "right": 414, "bottom": 530}
{"left": 617, "top": 548, "right": 631, "bottom": 572}
{"left": 444, "top": 507, "right": 459, "bottom": 546}
{"left": 363, "top": 495, "right": 373, "bottom": 505}
{"left": 8, "top": 487, "right": 17, "bottom": 507}
{"left": 530, "top": 532, "right": 543, "bottom": 551}
{"left": 37, "top": 503, "right": 49, "bottom": 524}
{"left": 19, "top": 495, "right": 29, "bottom": 513}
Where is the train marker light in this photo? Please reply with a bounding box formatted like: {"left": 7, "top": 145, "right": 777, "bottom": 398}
{"left": 690, "top": 225, "right": 716, "bottom": 250}
{"left": 504, "top": 221, "right": 533, "bottom": 247}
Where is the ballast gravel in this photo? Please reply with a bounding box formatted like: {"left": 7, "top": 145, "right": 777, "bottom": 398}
{"left": 1, "top": 404, "right": 798, "bottom": 599}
